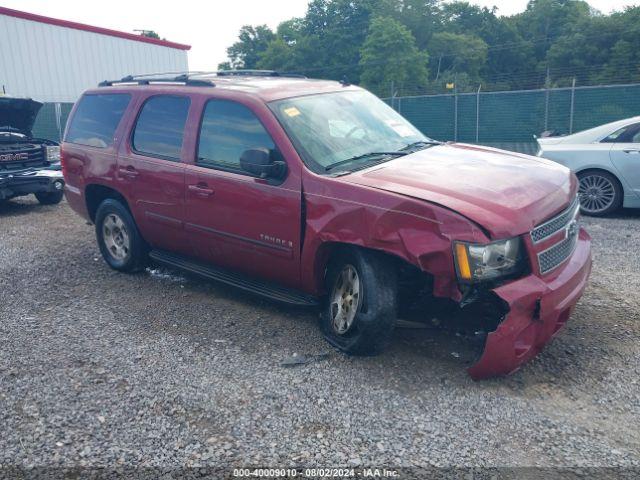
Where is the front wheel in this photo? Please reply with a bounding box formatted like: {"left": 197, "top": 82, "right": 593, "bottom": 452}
{"left": 35, "top": 190, "right": 64, "bottom": 205}
{"left": 320, "top": 248, "right": 398, "bottom": 356}
{"left": 577, "top": 170, "right": 623, "bottom": 216}
{"left": 95, "top": 199, "right": 148, "bottom": 272}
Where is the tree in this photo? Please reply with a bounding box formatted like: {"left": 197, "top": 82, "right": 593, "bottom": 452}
{"left": 440, "top": 2, "right": 535, "bottom": 88}
{"left": 139, "top": 30, "right": 161, "bottom": 39}
{"left": 256, "top": 38, "right": 298, "bottom": 71}
{"left": 392, "top": 0, "right": 442, "bottom": 50}
{"left": 427, "top": 32, "right": 488, "bottom": 85}
{"left": 224, "top": 25, "right": 276, "bottom": 69}
{"left": 303, "top": 0, "right": 396, "bottom": 81}
{"left": 514, "top": 0, "right": 591, "bottom": 63}
{"left": 359, "top": 17, "right": 428, "bottom": 96}
{"left": 218, "top": 0, "right": 640, "bottom": 94}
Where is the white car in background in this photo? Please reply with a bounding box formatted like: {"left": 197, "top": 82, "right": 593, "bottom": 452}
{"left": 536, "top": 116, "right": 640, "bottom": 216}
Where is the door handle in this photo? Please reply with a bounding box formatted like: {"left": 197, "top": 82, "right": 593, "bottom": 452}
{"left": 623, "top": 149, "right": 640, "bottom": 154}
{"left": 118, "top": 166, "right": 139, "bottom": 178}
{"left": 188, "top": 183, "right": 215, "bottom": 197}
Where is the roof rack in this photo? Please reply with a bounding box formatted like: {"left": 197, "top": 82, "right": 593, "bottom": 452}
{"left": 98, "top": 73, "right": 214, "bottom": 87}
{"left": 213, "top": 70, "right": 306, "bottom": 78}
{"left": 98, "top": 70, "right": 307, "bottom": 88}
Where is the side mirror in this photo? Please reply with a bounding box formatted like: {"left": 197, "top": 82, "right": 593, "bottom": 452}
{"left": 240, "top": 148, "right": 287, "bottom": 180}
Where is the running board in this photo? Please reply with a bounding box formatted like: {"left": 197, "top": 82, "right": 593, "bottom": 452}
{"left": 149, "top": 249, "right": 318, "bottom": 307}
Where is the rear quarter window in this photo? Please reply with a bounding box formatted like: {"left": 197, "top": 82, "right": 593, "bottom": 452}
{"left": 65, "top": 94, "right": 131, "bottom": 148}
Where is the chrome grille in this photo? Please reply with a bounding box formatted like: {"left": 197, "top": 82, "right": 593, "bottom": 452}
{"left": 530, "top": 196, "right": 580, "bottom": 244}
{"left": 538, "top": 227, "right": 579, "bottom": 274}
{"left": 0, "top": 144, "right": 46, "bottom": 171}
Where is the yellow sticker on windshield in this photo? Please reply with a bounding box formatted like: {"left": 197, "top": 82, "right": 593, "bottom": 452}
{"left": 284, "top": 107, "right": 301, "bottom": 117}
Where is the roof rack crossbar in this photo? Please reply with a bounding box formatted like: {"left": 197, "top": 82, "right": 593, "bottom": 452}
{"left": 98, "top": 75, "right": 215, "bottom": 88}
{"left": 98, "top": 69, "right": 307, "bottom": 87}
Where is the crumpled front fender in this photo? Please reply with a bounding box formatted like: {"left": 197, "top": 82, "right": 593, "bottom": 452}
{"left": 300, "top": 177, "right": 488, "bottom": 298}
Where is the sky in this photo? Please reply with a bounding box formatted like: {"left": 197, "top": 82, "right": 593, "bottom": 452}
{"left": 2, "top": 0, "right": 638, "bottom": 70}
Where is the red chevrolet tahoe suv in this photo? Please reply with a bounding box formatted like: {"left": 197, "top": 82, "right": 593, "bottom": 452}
{"left": 62, "top": 71, "right": 592, "bottom": 379}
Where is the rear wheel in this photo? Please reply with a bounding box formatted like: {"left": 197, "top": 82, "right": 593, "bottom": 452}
{"left": 35, "top": 190, "right": 64, "bottom": 205}
{"left": 577, "top": 170, "right": 623, "bottom": 216}
{"left": 320, "top": 248, "right": 397, "bottom": 356}
{"left": 95, "top": 199, "right": 147, "bottom": 272}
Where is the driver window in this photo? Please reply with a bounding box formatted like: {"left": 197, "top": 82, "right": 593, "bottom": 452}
{"left": 197, "top": 100, "right": 276, "bottom": 173}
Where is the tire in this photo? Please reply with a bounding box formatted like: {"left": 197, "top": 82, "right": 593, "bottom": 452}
{"left": 35, "top": 190, "right": 64, "bottom": 205}
{"left": 95, "top": 199, "right": 148, "bottom": 272}
{"left": 320, "top": 248, "right": 398, "bottom": 356}
{"left": 577, "top": 170, "right": 623, "bottom": 216}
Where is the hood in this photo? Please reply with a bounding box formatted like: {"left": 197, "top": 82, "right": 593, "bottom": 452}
{"left": 536, "top": 136, "right": 565, "bottom": 146}
{"left": 0, "top": 97, "right": 43, "bottom": 137}
{"left": 339, "top": 143, "right": 576, "bottom": 239}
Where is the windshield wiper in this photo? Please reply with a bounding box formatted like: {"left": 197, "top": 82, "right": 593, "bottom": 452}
{"left": 400, "top": 140, "right": 442, "bottom": 152}
{"left": 325, "top": 151, "right": 408, "bottom": 172}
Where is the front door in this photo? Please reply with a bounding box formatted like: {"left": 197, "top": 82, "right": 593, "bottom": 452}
{"left": 183, "top": 98, "right": 302, "bottom": 289}
{"left": 117, "top": 94, "right": 191, "bottom": 255}
{"left": 609, "top": 122, "right": 640, "bottom": 200}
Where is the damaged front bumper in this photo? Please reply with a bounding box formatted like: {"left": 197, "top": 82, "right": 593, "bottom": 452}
{"left": 0, "top": 166, "right": 64, "bottom": 200}
{"left": 468, "top": 228, "right": 592, "bottom": 380}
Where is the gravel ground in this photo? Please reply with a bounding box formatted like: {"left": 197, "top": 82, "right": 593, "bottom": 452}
{"left": 0, "top": 198, "right": 639, "bottom": 476}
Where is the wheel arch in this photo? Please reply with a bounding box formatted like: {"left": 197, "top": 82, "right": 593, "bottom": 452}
{"left": 575, "top": 167, "right": 625, "bottom": 195}
{"left": 312, "top": 241, "right": 425, "bottom": 296}
{"left": 85, "top": 184, "right": 131, "bottom": 223}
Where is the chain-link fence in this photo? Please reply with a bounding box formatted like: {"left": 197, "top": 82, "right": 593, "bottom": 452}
{"left": 31, "top": 83, "right": 640, "bottom": 152}
{"left": 386, "top": 82, "right": 640, "bottom": 154}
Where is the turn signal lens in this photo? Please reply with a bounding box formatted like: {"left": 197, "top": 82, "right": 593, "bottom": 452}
{"left": 455, "top": 242, "right": 472, "bottom": 280}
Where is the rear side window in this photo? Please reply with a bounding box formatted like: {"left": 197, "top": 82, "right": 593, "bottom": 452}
{"left": 602, "top": 122, "right": 640, "bottom": 143}
{"left": 65, "top": 94, "right": 131, "bottom": 148}
{"left": 132, "top": 96, "right": 190, "bottom": 160}
{"left": 197, "top": 99, "right": 276, "bottom": 171}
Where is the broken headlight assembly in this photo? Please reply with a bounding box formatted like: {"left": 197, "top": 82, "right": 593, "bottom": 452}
{"left": 454, "top": 237, "right": 527, "bottom": 283}
{"left": 45, "top": 145, "right": 61, "bottom": 163}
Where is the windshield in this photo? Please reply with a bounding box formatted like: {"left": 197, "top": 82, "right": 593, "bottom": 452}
{"left": 271, "top": 90, "right": 432, "bottom": 173}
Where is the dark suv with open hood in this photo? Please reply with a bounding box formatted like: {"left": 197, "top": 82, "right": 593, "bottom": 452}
{"left": 0, "top": 96, "right": 65, "bottom": 205}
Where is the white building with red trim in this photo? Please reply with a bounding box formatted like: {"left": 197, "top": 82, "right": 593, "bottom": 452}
{"left": 0, "top": 6, "right": 190, "bottom": 103}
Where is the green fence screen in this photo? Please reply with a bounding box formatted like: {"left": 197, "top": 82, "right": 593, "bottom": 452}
{"left": 389, "top": 83, "right": 640, "bottom": 154}
{"left": 32, "top": 102, "right": 74, "bottom": 141}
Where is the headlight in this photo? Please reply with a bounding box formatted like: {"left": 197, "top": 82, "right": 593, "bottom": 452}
{"left": 454, "top": 237, "right": 527, "bottom": 283}
{"left": 45, "top": 146, "right": 60, "bottom": 163}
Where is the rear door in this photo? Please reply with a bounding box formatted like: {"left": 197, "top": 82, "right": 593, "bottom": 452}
{"left": 183, "top": 98, "right": 302, "bottom": 289}
{"left": 117, "top": 94, "right": 191, "bottom": 254}
{"left": 607, "top": 122, "right": 640, "bottom": 199}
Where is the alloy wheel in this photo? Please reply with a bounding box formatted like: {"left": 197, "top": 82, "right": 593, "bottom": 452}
{"left": 578, "top": 174, "right": 616, "bottom": 215}
{"left": 330, "top": 265, "right": 361, "bottom": 335}
{"left": 102, "top": 213, "right": 131, "bottom": 261}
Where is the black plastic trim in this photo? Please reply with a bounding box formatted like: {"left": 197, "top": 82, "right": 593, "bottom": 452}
{"left": 149, "top": 249, "right": 318, "bottom": 306}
